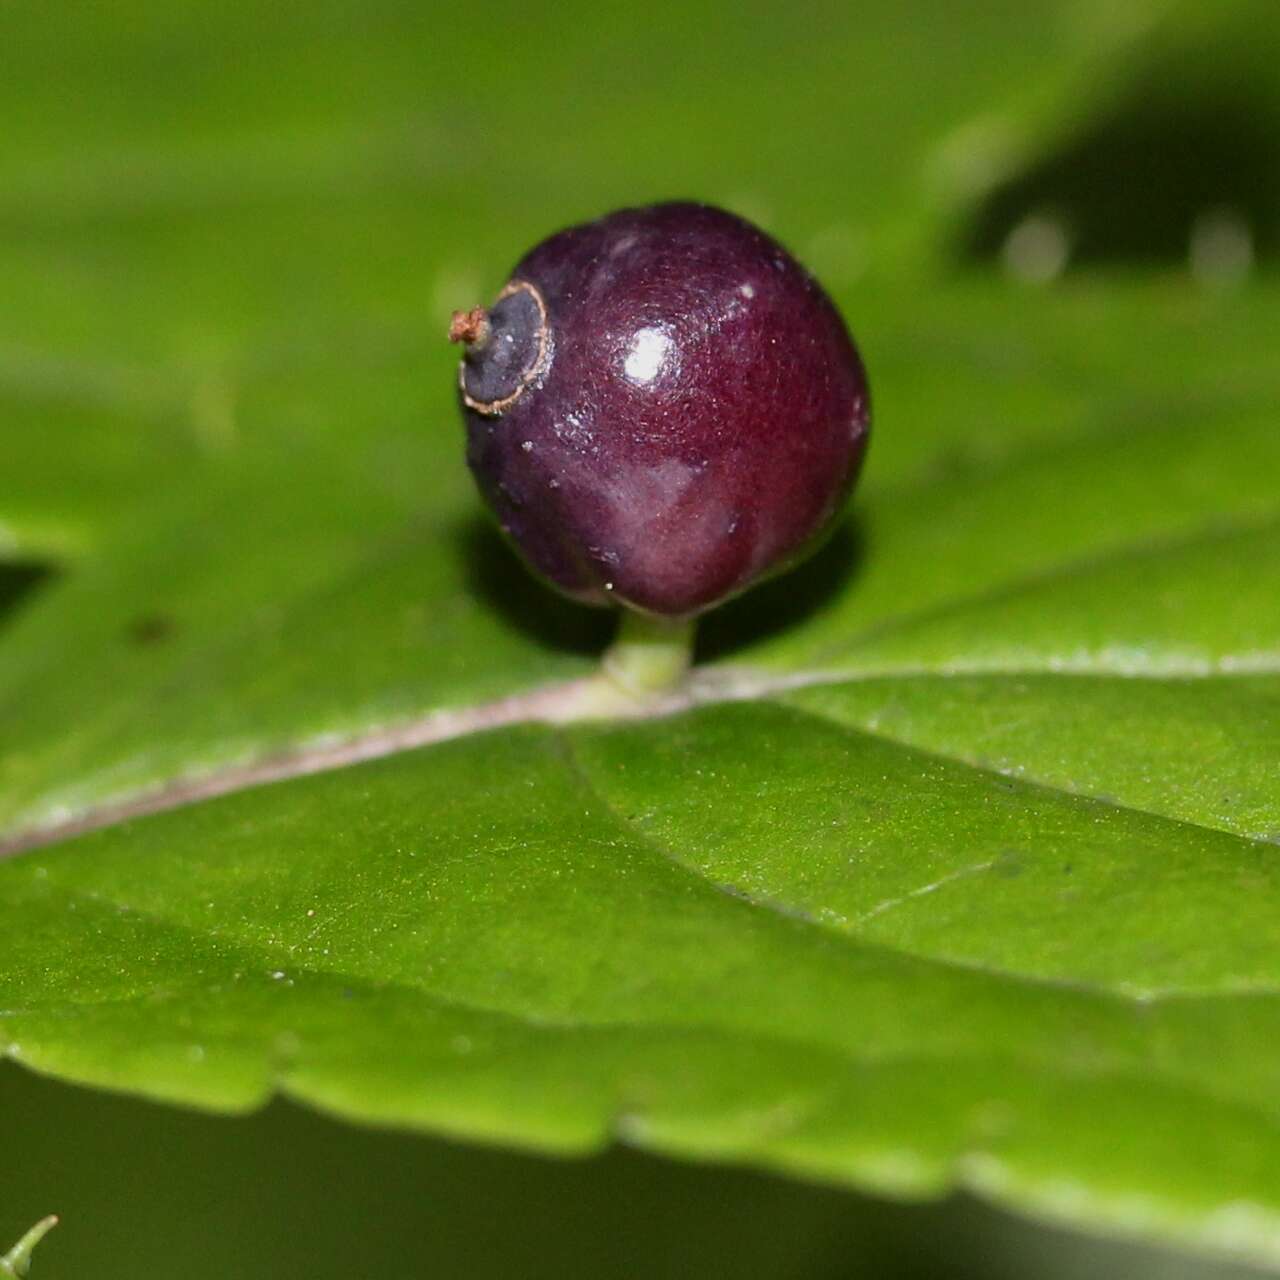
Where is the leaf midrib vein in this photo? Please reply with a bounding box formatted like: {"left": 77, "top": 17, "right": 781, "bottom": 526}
{"left": 4, "top": 654, "right": 1279, "bottom": 861}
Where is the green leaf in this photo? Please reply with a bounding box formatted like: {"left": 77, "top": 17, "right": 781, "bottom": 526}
{"left": 3, "top": 0, "right": 1280, "bottom": 1270}
{"left": 5, "top": 712, "right": 1280, "bottom": 1262}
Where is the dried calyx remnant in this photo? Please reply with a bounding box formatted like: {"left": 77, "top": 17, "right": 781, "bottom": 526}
{"left": 450, "top": 201, "right": 870, "bottom": 703}
{"left": 450, "top": 282, "right": 549, "bottom": 415}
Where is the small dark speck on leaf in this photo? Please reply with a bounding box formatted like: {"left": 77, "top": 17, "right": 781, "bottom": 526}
{"left": 128, "top": 613, "right": 176, "bottom": 645}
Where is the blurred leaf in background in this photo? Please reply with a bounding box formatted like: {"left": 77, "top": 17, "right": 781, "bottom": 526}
{"left": 2, "top": 0, "right": 1280, "bottom": 1276}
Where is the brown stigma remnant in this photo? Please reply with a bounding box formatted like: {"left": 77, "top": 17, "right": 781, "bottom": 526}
{"left": 449, "top": 306, "right": 490, "bottom": 347}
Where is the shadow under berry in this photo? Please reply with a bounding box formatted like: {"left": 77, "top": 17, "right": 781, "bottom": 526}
{"left": 453, "top": 514, "right": 613, "bottom": 658}
{"left": 697, "top": 515, "right": 865, "bottom": 663}
{"left": 453, "top": 509, "right": 864, "bottom": 667}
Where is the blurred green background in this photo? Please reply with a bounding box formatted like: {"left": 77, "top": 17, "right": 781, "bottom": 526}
{"left": 0, "top": 1062, "right": 1273, "bottom": 1279}
{"left": 3, "top": 0, "right": 1279, "bottom": 1275}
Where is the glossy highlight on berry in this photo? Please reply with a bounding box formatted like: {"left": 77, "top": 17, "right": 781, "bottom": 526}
{"left": 451, "top": 201, "right": 870, "bottom": 621}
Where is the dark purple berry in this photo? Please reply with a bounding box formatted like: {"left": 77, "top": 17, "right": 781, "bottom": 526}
{"left": 451, "top": 201, "right": 870, "bottom": 619}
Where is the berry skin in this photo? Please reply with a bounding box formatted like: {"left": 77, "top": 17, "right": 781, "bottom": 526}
{"left": 452, "top": 201, "right": 869, "bottom": 619}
